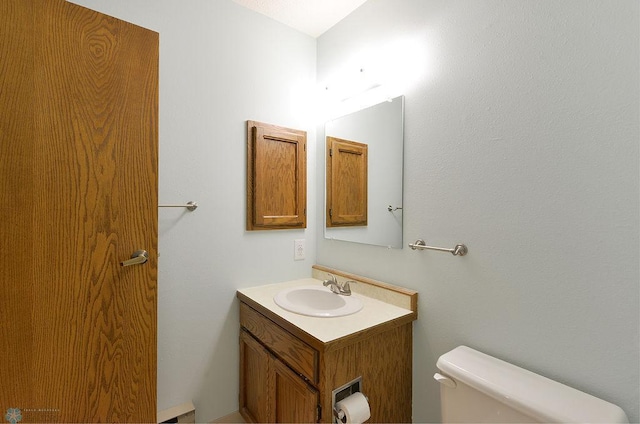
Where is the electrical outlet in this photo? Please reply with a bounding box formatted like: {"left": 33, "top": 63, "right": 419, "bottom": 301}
{"left": 294, "top": 239, "right": 305, "bottom": 260}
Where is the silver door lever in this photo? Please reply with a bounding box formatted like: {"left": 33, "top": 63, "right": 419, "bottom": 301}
{"left": 120, "top": 250, "right": 149, "bottom": 267}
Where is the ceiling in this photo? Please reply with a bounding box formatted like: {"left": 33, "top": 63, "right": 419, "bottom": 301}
{"left": 232, "top": 0, "right": 368, "bottom": 38}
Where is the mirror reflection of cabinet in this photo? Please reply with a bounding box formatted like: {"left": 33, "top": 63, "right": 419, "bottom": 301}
{"left": 324, "top": 96, "right": 404, "bottom": 248}
{"left": 247, "top": 120, "right": 307, "bottom": 231}
{"left": 326, "top": 136, "right": 368, "bottom": 227}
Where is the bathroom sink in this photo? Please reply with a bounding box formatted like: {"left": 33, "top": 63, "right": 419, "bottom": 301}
{"left": 273, "top": 285, "right": 363, "bottom": 317}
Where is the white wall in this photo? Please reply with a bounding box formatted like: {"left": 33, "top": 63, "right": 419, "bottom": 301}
{"left": 317, "top": 0, "right": 639, "bottom": 422}
{"left": 68, "top": 1, "right": 316, "bottom": 421}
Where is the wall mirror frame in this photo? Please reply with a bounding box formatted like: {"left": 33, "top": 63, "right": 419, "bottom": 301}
{"left": 324, "top": 95, "right": 404, "bottom": 248}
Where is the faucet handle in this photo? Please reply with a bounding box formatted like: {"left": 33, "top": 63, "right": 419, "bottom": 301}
{"left": 323, "top": 273, "right": 337, "bottom": 285}
{"left": 323, "top": 273, "right": 342, "bottom": 294}
{"left": 323, "top": 274, "right": 356, "bottom": 296}
{"left": 342, "top": 279, "right": 356, "bottom": 288}
{"left": 339, "top": 280, "right": 357, "bottom": 295}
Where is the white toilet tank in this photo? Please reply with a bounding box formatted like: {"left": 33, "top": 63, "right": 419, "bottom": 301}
{"left": 434, "top": 346, "right": 629, "bottom": 423}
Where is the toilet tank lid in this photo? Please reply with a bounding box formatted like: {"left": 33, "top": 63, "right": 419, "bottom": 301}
{"left": 436, "top": 346, "right": 629, "bottom": 423}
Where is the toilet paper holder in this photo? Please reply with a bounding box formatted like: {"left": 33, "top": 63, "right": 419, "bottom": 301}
{"left": 332, "top": 376, "right": 368, "bottom": 423}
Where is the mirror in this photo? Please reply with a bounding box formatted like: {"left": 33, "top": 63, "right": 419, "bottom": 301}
{"left": 324, "top": 96, "right": 404, "bottom": 248}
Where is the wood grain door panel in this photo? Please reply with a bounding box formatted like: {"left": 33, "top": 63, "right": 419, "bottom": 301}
{"left": 239, "top": 331, "right": 273, "bottom": 423}
{"left": 0, "top": 1, "right": 158, "bottom": 422}
{"left": 326, "top": 137, "right": 368, "bottom": 227}
{"left": 239, "top": 330, "right": 319, "bottom": 424}
{"left": 273, "top": 360, "right": 318, "bottom": 424}
{"left": 247, "top": 121, "right": 307, "bottom": 230}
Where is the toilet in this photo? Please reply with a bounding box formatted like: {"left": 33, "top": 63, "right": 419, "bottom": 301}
{"left": 434, "top": 346, "right": 629, "bottom": 423}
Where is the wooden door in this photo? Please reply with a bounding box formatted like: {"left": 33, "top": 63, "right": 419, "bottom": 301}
{"left": 0, "top": 1, "right": 158, "bottom": 422}
{"left": 326, "top": 136, "right": 368, "bottom": 227}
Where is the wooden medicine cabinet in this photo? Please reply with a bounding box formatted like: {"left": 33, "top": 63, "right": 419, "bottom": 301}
{"left": 247, "top": 121, "right": 307, "bottom": 230}
{"left": 326, "top": 136, "right": 368, "bottom": 227}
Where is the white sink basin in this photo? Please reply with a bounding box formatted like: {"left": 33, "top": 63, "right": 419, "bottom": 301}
{"left": 273, "top": 285, "right": 363, "bottom": 317}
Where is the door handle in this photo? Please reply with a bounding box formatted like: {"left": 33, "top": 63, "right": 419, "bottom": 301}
{"left": 120, "top": 250, "right": 149, "bottom": 267}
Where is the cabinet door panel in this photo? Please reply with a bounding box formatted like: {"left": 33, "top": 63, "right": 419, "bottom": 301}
{"left": 274, "top": 360, "right": 319, "bottom": 424}
{"left": 326, "top": 136, "right": 368, "bottom": 227}
{"left": 239, "top": 331, "right": 274, "bottom": 423}
{"left": 247, "top": 120, "right": 307, "bottom": 230}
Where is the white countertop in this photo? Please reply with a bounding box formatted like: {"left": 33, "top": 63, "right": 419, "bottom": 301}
{"left": 237, "top": 277, "right": 414, "bottom": 343}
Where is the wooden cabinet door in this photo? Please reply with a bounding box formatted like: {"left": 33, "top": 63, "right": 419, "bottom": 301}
{"left": 247, "top": 121, "right": 307, "bottom": 230}
{"left": 240, "top": 331, "right": 273, "bottom": 423}
{"left": 240, "top": 330, "right": 319, "bottom": 423}
{"left": 326, "top": 136, "right": 368, "bottom": 227}
{"left": 0, "top": 0, "right": 158, "bottom": 422}
{"left": 273, "top": 360, "right": 319, "bottom": 424}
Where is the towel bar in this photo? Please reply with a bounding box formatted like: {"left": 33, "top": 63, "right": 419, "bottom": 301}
{"left": 158, "top": 201, "right": 198, "bottom": 211}
{"left": 409, "top": 239, "right": 467, "bottom": 256}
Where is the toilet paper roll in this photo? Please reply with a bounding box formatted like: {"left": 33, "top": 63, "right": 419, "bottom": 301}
{"left": 335, "top": 392, "right": 370, "bottom": 424}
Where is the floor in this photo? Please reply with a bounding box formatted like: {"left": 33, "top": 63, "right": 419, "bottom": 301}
{"left": 211, "top": 411, "right": 245, "bottom": 423}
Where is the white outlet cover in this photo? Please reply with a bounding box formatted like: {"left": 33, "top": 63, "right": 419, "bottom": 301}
{"left": 294, "top": 239, "right": 305, "bottom": 260}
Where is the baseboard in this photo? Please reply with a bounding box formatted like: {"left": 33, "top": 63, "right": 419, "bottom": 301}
{"left": 158, "top": 401, "right": 196, "bottom": 424}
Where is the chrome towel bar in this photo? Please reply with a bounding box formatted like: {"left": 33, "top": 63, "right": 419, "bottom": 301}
{"left": 158, "top": 201, "right": 198, "bottom": 211}
{"left": 409, "top": 239, "right": 468, "bottom": 256}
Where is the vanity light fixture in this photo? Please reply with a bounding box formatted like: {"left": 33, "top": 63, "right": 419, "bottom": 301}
{"left": 324, "top": 68, "right": 384, "bottom": 104}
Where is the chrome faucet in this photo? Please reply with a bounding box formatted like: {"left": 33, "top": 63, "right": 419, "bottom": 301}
{"left": 322, "top": 274, "right": 355, "bottom": 296}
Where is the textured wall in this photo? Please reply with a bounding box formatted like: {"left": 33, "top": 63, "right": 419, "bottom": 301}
{"left": 317, "top": 1, "right": 639, "bottom": 422}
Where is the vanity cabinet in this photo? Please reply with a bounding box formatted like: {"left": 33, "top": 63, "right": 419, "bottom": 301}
{"left": 238, "top": 267, "right": 417, "bottom": 424}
